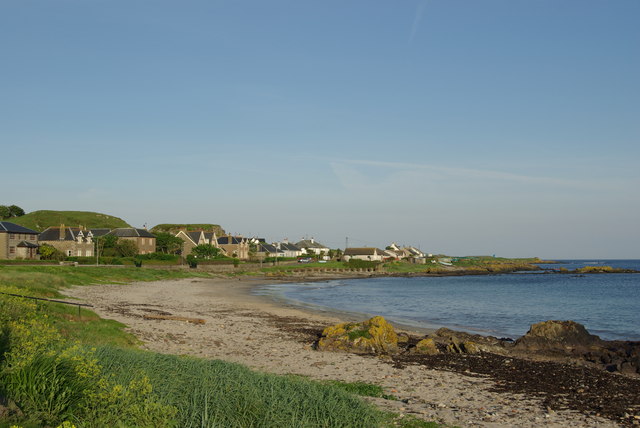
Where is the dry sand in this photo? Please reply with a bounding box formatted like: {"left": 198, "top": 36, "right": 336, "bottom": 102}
{"left": 65, "top": 277, "right": 620, "bottom": 427}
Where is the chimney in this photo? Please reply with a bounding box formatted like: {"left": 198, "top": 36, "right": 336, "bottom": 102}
{"left": 59, "top": 224, "right": 65, "bottom": 240}
{"left": 311, "top": 237, "right": 315, "bottom": 244}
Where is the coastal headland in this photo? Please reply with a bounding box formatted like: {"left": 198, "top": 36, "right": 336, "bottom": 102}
{"left": 66, "top": 275, "right": 640, "bottom": 427}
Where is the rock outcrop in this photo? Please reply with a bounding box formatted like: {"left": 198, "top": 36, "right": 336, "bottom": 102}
{"left": 514, "top": 320, "right": 602, "bottom": 352}
{"left": 433, "top": 328, "right": 508, "bottom": 354}
{"left": 317, "top": 316, "right": 399, "bottom": 354}
{"left": 316, "top": 317, "right": 640, "bottom": 376}
{"left": 412, "top": 338, "right": 439, "bottom": 355}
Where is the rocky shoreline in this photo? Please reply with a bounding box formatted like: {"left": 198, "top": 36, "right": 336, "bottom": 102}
{"left": 316, "top": 317, "right": 640, "bottom": 426}
{"left": 65, "top": 277, "right": 640, "bottom": 427}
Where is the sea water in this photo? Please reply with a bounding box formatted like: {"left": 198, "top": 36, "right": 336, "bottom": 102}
{"left": 256, "top": 260, "right": 640, "bottom": 341}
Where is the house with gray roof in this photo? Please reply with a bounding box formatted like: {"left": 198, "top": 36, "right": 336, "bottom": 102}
{"left": 0, "top": 221, "right": 39, "bottom": 259}
{"left": 217, "top": 235, "right": 249, "bottom": 260}
{"left": 343, "top": 247, "right": 386, "bottom": 262}
{"left": 255, "top": 243, "right": 284, "bottom": 259}
{"left": 277, "top": 240, "right": 303, "bottom": 258}
{"left": 39, "top": 225, "right": 94, "bottom": 257}
{"left": 106, "top": 228, "right": 156, "bottom": 254}
{"left": 295, "top": 238, "right": 330, "bottom": 256}
{"left": 175, "top": 230, "right": 219, "bottom": 256}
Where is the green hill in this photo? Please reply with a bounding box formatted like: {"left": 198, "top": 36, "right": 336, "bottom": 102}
{"left": 11, "top": 210, "right": 131, "bottom": 232}
{"left": 151, "top": 224, "right": 226, "bottom": 236}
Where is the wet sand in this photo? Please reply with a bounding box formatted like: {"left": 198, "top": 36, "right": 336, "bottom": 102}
{"left": 65, "top": 276, "right": 625, "bottom": 427}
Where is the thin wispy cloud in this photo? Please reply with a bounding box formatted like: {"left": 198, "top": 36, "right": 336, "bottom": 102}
{"left": 409, "top": 0, "right": 428, "bottom": 43}
{"left": 329, "top": 157, "right": 610, "bottom": 190}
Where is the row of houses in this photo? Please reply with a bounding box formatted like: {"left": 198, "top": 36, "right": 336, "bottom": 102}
{"left": 1, "top": 220, "right": 428, "bottom": 262}
{"left": 342, "top": 242, "right": 429, "bottom": 263}
{"left": 0, "top": 222, "right": 155, "bottom": 260}
{"left": 177, "top": 231, "right": 332, "bottom": 260}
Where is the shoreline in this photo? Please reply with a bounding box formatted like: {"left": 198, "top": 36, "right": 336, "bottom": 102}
{"left": 258, "top": 271, "right": 640, "bottom": 342}
{"left": 64, "top": 275, "right": 639, "bottom": 427}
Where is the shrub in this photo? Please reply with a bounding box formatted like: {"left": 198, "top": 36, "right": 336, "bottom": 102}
{"left": 186, "top": 255, "right": 198, "bottom": 268}
{"left": 39, "top": 244, "right": 65, "bottom": 261}
{"left": 2, "top": 353, "right": 92, "bottom": 425}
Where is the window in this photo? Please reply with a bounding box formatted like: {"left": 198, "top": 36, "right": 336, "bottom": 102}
{"left": 9, "top": 234, "right": 15, "bottom": 239}
{"left": 86, "top": 250, "right": 93, "bottom": 257}
{"left": 30, "top": 235, "right": 36, "bottom": 240}
{"left": 9, "top": 246, "right": 15, "bottom": 254}
{"left": 67, "top": 250, "right": 72, "bottom": 256}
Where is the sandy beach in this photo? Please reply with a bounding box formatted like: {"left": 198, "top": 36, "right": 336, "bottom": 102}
{"left": 65, "top": 276, "right": 626, "bottom": 428}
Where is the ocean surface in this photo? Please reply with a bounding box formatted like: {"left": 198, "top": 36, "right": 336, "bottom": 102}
{"left": 256, "top": 260, "right": 640, "bottom": 341}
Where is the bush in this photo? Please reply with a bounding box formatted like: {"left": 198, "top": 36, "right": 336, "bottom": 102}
{"left": 39, "top": 244, "right": 65, "bottom": 261}
{"left": 0, "top": 297, "right": 176, "bottom": 427}
{"left": 186, "top": 255, "right": 198, "bottom": 268}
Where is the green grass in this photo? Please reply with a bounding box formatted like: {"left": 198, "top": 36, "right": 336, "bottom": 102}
{"left": 0, "top": 265, "right": 448, "bottom": 428}
{"left": 94, "top": 346, "right": 384, "bottom": 428}
{"left": 10, "top": 210, "right": 130, "bottom": 232}
{"left": 322, "top": 380, "right": 397, "bottom": 400}
{"left": 0, "top": 265, "right": 211, "bottom": 297}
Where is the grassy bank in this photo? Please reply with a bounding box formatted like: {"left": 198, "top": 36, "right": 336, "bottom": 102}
{"left": 0, "top": 266, "right": 441, "bottom": 427}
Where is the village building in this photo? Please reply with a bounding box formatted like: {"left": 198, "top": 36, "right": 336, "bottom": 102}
{"left": 343, "top": 247, "right": 387, "bottom": 262}
{"left": 106, "top": 228, "right": 156, "bottom": 254}
{"left": 39, "top": 225, "right": 95, "bottom": 257}
{"left": 217, "top": 235, "right": 250, "bottom": 260}
{"left": 295, "top": 238, "right": 330, "bottom": 256}
{"left": 0, "top": 221, "right": 39, "bottom": 260}
{"left": 277, "top": 239, "right": 303, "bottom": 258}
{"left": 254, "top": 243, "right": 284, "bottom": 259}
{"left": 175, "top": 230, "right": 218, "bottom": 255}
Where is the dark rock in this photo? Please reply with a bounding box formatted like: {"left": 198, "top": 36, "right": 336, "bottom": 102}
{"left": 514, "top": 320, "right": 601, "bottom": 351}
{"left": 434, "top": 328, "right": 509, "bottom": 354}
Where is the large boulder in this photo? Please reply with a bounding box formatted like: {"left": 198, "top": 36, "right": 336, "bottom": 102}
{"left": 514, "top": 320, "right": 601, "bottom": 352}
{"left": 317, "top": 316, "right": 399, "bottom": 354}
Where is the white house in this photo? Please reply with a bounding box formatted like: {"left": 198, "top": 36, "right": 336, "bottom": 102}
{"left": 343, "top": 247, "right": 386, "bottom": 262}
{"left": 295, "top": 238, "right": 330, "bottom": 256}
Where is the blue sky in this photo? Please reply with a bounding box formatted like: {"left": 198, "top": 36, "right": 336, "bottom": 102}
{"left": 1, "top": 0, "right": 638, "bottom": 258}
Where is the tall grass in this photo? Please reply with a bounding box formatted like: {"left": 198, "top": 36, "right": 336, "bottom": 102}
{"left": 94, "top": 346, "right": 383, "bottom": 428}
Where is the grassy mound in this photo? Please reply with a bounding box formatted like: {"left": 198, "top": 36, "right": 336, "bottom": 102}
{"left": 10, "top": 210, "right": 130, "bottom": 232}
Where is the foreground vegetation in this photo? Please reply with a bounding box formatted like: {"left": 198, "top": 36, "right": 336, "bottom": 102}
{"left": 0, "top": 266, "right": 441, "bottom": 427}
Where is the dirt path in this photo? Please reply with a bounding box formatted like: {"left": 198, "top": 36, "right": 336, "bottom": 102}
{"left": 65, "top": 277, "right": 621, "bottom": 428}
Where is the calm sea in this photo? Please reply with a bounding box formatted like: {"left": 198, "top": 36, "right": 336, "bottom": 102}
{"left": 256, "top": 260, "right": 640, "bottom": 341}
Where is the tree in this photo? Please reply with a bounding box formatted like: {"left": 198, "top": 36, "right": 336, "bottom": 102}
{"left": 8, "top": 205, "right": 25, "bottom": 217}
{"left": 115, "top": 239, "right": 139, "bottom": 257}
{"left": 0, "top": 205, "right": 25, "bottom": 219}
{"left": 192, "top": 244, "right": 220, "bottom": 259}
{"left": 155, "top": 232, "right": 184, "bottom": 254}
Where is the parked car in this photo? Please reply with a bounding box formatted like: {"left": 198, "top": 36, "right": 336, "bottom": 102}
{"left": 297, "top": 257, "right": 314, "bottom": 263}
